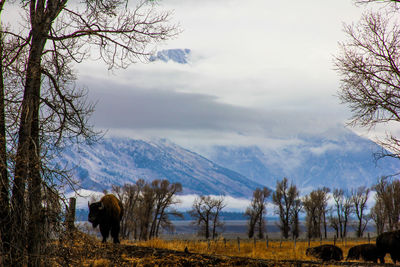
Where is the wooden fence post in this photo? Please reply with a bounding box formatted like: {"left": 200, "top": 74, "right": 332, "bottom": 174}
{"left": 368, "top": 233, "right": 370, "bottom": 244}
{"left": 334, "top": 235, "right": 337, "bottom": 246}
{"left": 280, "top": 237, "right": 282, "bottom": 248}
{"left": 266, "top": 235, "right": 269, "bottom": 248}
{"left": 224, "top": 238, "right": 227, "bottom": 249}
{"left": 207, "top": 239, "right": 210, "bottom": 250}
{"left": 237, "top": 237, "right": 240, "bottom": 252}
{"left": 308, "top": 237, "right": 310, "bottom": 247}
{"left": 66, "top": 197, "right": 76, "bottom": 234}
{"left": 254, "top": 237, "right": 256, "bottom": 249}
{"left": 293, "top": 236, "right": 296, "bottom": 250}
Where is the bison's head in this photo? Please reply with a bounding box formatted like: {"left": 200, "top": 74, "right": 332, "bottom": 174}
{"left": 88, "top": 201, "right": 104, "bottom": 228}
{"left": 346, "top": 247, "right": 358, "bottom": 260}
{"left": 306, "top": 247, "right": 313, "bottom": 256}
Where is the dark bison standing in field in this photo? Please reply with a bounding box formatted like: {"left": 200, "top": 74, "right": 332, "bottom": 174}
{"left": 376, "top": 230, "right": 400, "bottom": 263}
{"left": 88, "top": 194, "right": 124, "bottom": 243}
{"left": 346, "top": 243, "right": 384, "bottom": 263}
{"left": 306, "top": 244, "right": 343, "bottom": 262}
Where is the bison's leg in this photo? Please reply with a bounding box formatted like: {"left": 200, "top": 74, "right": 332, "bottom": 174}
{"left": 100, "top": 224, "right": 110, "bottom": 243}
{"left": 111, "top": 222, "right": 120, "bottom": 244}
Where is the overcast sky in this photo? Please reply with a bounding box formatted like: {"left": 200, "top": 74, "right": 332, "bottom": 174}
{"left": 7, "top": 0, "right": 390, "bottom": 148}
{"left": 74, "top": 0, "right": 382, "bottom": 148}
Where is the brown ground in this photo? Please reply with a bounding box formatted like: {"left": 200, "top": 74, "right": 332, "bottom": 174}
{"left": 49, "top": 231, "right": 393, "bottom": 267}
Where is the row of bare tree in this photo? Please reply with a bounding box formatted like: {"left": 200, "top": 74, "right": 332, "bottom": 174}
{"left": 109, "top": 183, "right": 229, "bottom": 241}
{"left": 111, "top": 179, "right": 182, "bottom": 241}
{"left": 94, "top": 176, "right": 399, "bottom": 242}
{"left": 244, "top": 177, "right": 400, "bottom": 241}
{"left": 139, "top": 177, "right": 399, "bottom": 241}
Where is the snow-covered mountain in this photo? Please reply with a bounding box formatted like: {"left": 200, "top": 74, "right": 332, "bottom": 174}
{"left": 200, "top": 128, "right": 400, "bottom": 193}
{"left": 58, "top": 138, "right": 263, "bottom": 197}
{"left": 57, "top": 128, "right": 400, "bottom": 198}
{"left": 149, "top": 49, "right": 191, "bottom": 64}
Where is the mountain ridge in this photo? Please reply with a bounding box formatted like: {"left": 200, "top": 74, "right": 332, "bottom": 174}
{"left": 57, "top": 128, "right": 400, "bottom": 197}
{"left": 58, "top": 137, "right": 264, "bottom": 197}
{"left": 200, "top": 128, "right": 400, "bottom": 192}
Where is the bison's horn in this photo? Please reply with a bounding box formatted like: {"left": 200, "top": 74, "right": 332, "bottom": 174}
{"left": 99, "top": 202, "right": 104, "bottom": 210}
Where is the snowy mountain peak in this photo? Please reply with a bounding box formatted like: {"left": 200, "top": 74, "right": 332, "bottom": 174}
{"left": 149, "top": 49, "right": 191, "bottom": 64}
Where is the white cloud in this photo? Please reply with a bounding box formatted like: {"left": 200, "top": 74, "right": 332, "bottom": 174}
{"left": 72, "top": 0, "right": 372, "bottom": 147}
{"left": 173, "top": 194, "right": 251, "bottom": 212}
{"left": 5, "top": 0, "right": 379, "bottom": 146}
{"left": 310, "top": 143, "right": 341, "bottom": 156}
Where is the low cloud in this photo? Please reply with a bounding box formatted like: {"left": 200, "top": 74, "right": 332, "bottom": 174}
{"left": 81, "top": 74, "right": 347, "bottom": 148}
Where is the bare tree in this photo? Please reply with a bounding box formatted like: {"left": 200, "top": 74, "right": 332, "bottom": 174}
{"left": 272, "top": 178, "right": 300, "bottom": 239}
{"left": 112, "top": 180, "right": 144, "bottom": 239}
{"left": 149, "top": 179, "right": 182, "bottom": 239}
{"left": 351, "top": 186, "right": 371, "bottom": 237}
{"left": 245, "top": 187, "right": 271, "bottom": 239}
{"left": 329, "top": 208, "right": 340, "bottom": 238}
{"left": 303, "top": 189, "right": 327, "bottom": 239}
{"left": 190, "top": 195, "right": 226, "bottom": 239}
{"left": 0, "top": 0, "right": 178, "bottom": 264}
{"left": 330, "top": 189, "right": 353, "bottom": 238}
{"left": 0, "top": 5, "right": 11, "bottom": 259}
{"left": 371, "top": 197, "right": 386, "bottom": 235}
{"left": 334, "top": 8, "right": 400, "bottom": 159}
{"left": 303, "top": 187, "right": 330, "bottom": 239}
{"left": 290, "top": 197, "right": 302, "bottom": 239}
{"left": 355, "top": 0, "right": 400, "bottom": 6}
{"left": 374, "top": 177, "right": 400, "bottom": 231}
{"left": 211, "top": 196, "right": 225, "bottom": 239}
{"left": 112, "top": 179, "right": 182, "bottom": 241}
{"left": 320, "top": 187, "right": 331, "bottom": 239}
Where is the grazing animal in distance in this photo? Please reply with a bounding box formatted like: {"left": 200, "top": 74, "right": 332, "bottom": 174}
{"left": 306, "top": 244, "right": 343, "bottom": 262}
{"left": 346, "top": 243, "right": 384, "bottom": 263}
{"left": 376, "top": 230, "right": 400, "bottom": 264}
{"left": 88, "top": 194, "right": 124, "bottom": 243}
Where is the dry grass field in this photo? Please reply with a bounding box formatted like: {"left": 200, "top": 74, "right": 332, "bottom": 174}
{"left": 134, "top": 237, "right": 394, "bottom": 264}
{"left": 46, "top": 231, "right": 396, "bottom": 266}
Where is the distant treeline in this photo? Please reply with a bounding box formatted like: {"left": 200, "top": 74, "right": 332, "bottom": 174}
{"left": 75, "top": 176, "right": 400, "bottom": 242}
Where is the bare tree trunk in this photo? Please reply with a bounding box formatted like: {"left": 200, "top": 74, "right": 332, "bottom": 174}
{"left": 66, "top": 198, "right": 76, "bottom": 233}
{"left": 0, "top": 20, "right": 10, "bottom": 264}
{"left": 257, "top": 213, "right": 264, "bottom": 239}
{"left": 204, "top": 214, "right": 210, "bottom": 239}
{"left": 27, "top": 71, "right": 44, "bottom": 266}
{"left": 247, "top": 216, "right": 256, "bottom": 238}
{"left": 12, "top": 24, "right": 47, "bottom": 266}
{"left": 323, "top": 212, "right": 327, "bottom": 239}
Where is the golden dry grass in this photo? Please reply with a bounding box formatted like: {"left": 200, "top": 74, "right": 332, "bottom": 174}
{"left": 132, "top": 237, "right": 393, "bottom": 263}
{"left": 50, "top": 231, "right": 393, "bottom": 266}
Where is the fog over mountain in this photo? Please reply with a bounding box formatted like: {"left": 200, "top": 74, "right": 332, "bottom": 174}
{"left": 58, "top": 127, "right": 399, "bottom": 200}
{"left": 199, "top": 127, "right": 400, "bottom": 193}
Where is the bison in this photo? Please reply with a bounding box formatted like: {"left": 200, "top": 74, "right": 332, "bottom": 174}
{"left": 88, "top": 194, "right": 123, "bottom": 243}
{"left": 346, "top": 243, "right": 384, "bottom": 263}
{"left": 376, "top": 230, "right": 400, "bottom": 264}
{"left": 306, "top": 244, "right": 343, "bottom": 262}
